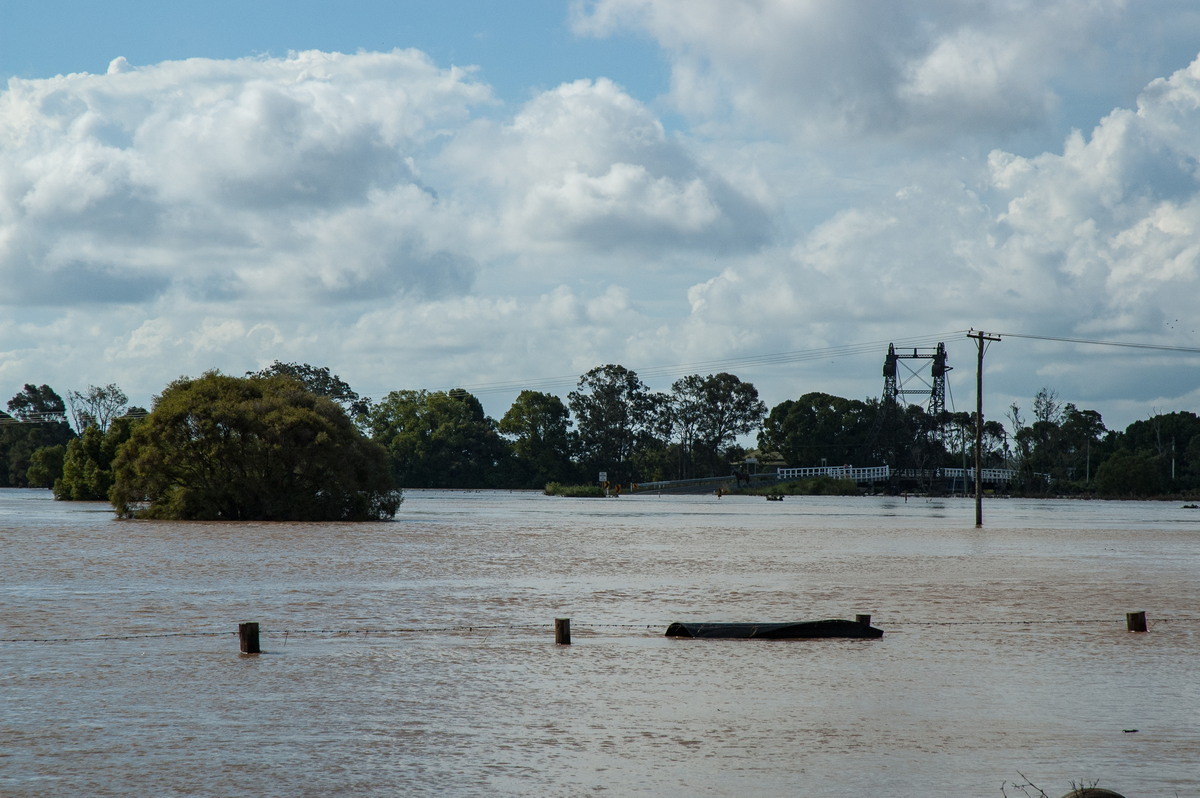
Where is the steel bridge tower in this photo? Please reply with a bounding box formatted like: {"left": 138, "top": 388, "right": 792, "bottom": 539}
{"left": 882, "top": 342, "right": 951, "bottom": 417}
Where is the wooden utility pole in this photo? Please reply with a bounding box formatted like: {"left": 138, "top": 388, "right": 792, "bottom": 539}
{"left": 967, "top": 330, "right": 1001, "bottom": 527}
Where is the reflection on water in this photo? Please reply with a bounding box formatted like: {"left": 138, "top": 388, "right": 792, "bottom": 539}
{"left": 3, "top": 488, "right": 1199, "bottom": 796}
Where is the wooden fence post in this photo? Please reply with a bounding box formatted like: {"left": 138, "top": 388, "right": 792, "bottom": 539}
{"left": 555, "top": 618, "right": 571, "bottom": 645}
{"left": 239, "top": 621, "right": 261, "bottom": 653}
{"left": 1126, "top": 611, "right": 1147, "bottom": 633}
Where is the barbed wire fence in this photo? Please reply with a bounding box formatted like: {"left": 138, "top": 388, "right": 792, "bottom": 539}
{"left": 5, "top": 615, "right": 1200, "bottom": 645}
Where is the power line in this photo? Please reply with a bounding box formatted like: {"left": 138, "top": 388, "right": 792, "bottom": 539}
{"left": 439, "top": 327, "right": 1200, "bottom": 398}
{"left": 439, "top": 330, "right": 969, "bottom": 396}
{"left": 0, "top": 412, "right": 70, "bottom": 426}
{"left": 996, "top": 331, "right": 1200, "bottom": 354}
{"left": 0, "top": 410, "right": 149, "bottom": 427}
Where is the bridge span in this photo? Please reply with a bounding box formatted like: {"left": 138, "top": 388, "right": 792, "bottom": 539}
{"left": 631, "top": 464, "right": 1018, "bottom": 494}
{"left": 778, "top": 465, "right": 1018, "bottom": 487}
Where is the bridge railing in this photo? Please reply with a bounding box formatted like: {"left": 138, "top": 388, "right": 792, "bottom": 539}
{"left": 775, "top": 465, "right": 890, "bottom": 483}
{"left": 895, "top": 467, "right": 1020, "bottom": 484}
{"left": 938, "top": 467, "right": 1016, "bottom": 483}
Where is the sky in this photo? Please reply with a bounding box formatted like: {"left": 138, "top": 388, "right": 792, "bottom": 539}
{"left": 4, "top": 0, "right": 1200, "bottom": 440}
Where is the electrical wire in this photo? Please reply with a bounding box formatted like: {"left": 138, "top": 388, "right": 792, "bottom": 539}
{"left": 995, "top": 331, "right": 1200, "bottom": 354}
{"left": 437, "top": 330, "right": 969, "bottom": 396}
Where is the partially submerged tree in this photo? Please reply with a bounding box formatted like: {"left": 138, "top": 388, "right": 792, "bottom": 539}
{"left": 26, "top": 444, "right": 66, "bottom": 489}
{"left": 668, "top": 372, "right": 766, "bottom": 477}
{"left": 67, "top": 384, "right": 128, "bottom": 433}
{"left": 367, "top": 388, "right": 509, "bottom": 488}
{"left": 247, "top": 361, "right": 368, "bottom": 416}
{"left": 111, "top": 372, "right": 400, "bottom": 520}
{"left": 1, "top": 384, "right": 75, "bottom": 487}
{"left": 499, "top": 390, "right": 577, "bottom": 487}
{"left": 758, "top": 392, "right": 875, "bottom": 467}
{"left": 56, "top": 415, "right": 141, "bottom": 500}
{"left": 568, "top": 364, "right": 667, "bottom": 482}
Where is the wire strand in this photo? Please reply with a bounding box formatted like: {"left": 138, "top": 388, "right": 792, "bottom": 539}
{"left": 5, "top": 616, "right": 1198, "bottom": 643}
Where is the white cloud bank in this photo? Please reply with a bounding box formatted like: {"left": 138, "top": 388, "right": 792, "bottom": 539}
{"left": 3, "top": 3, "right": 1200, "bottom": 430}
{"left": 0, "top": 48, "right": 771, "bottom": 407}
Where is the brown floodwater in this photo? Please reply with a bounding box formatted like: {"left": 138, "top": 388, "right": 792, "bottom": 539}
{"left": 2, "top": 488, "right": 1198, "bottom": 796}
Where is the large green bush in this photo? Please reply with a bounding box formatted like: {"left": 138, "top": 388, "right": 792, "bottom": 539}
{"left": 111, "top": 372, "right": 400, "bottom": 520}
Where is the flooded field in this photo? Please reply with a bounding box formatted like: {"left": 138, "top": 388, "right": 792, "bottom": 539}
{"left": 3, "top": 488, "right": 1198, "bottom": 796}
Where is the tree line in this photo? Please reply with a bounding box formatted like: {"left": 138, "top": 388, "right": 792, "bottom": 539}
{"left": 1, "top": 363, "right": 1197, "bottom": 515}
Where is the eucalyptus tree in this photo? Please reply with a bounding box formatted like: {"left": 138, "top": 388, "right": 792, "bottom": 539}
{"left": 368, "top": 388, "right": 509, "bottom": 488}
{"left": 67, "top": 384, "right": 128, "bottom": 433}
{"left": 568, "top": 364, "right": 667, "bottom": 483}
{"left": 758, "top": 392, "right": 874, "bottom": 467}
{"left": 247, "top": 361, "right": 369, "bottom": 417}
{"left": 1119, "top": 410, "right": 1200, "bottom": 491}
{"left": 669, "top": 372, "right": 766, "bottom": 478}
{"left": 498, "top": 390, "right": 577, "bottom": 487}
{"left": 1, "top": 384, "right": 74, "bottom": 487}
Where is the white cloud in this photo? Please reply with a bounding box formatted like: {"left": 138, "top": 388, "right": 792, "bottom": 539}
{"left": 674, "top": 52, "right": 1200, "bottom": 421}
{"left": 3, "top": 10, "right": 1200, "bottom": 431}
{"left": 0, "top": 49, "right": 491, "bottom": 306}
{"left": 573, "top": 0, "right": 1200, "bottom": 148}
{"left": 439, "top": 77, "right": 770, "bottom": 259}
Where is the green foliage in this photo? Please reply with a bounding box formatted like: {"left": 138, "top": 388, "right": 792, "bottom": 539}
{"left": 543, "top": 482, "right": 606, "bottom": 497}
{"left": 1007, "top": 393, "right": 1111, "bottom": 492}
{"left": 110, "top": 372, "right": 400, "bottom": 520}
{"left": 568, "top": 364, "right": 667, "bottom": 482}
{"left": 26, "top": 444, "right": 66, "bottom": 488}
{"left": 0, "top": 384, "right": 75, "bottom": 487}
{"left": 1093, "top": 450, "right": 1163, "bottom": 497}
{"left": 8, "top": 384, "right": 68, "bottom": 422}
{"left": 9, "top": 367, "right": 1200, "bottom": 501}
{"left": 759, "top": 477, "right": 859, "bottom": 496}
{"left": 668, "top": 372, "right": 767, "bottom": 478}
{"left": 758, "top": 392, "right": 875, "bottom": 467}
{"left": 247, "top": 361, "right": 368, "bottom": 417}
{"left": 367, "top": 388, "right": 509, "bottom": 488}
{"left": 55, "top": 419, "right": 138, "bottom": 500}
{"left": 499, "top": 390, "right": 577, "bottom": 487}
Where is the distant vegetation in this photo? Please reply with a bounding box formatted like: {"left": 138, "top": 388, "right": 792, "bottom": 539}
{"left": 543, "top": 482, "right": 606, "bottom": 498}
{"left": 753, "top": 477, "right": 860, "bottom": 497}
{"left": 1, "top": 363, "right": 1198, "bottom": 517}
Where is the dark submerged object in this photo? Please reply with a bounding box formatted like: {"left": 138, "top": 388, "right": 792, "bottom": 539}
{"left": 665, "top": 619, "right": 882, "bottom": 639}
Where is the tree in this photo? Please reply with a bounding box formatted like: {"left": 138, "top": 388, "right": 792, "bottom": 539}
{"left": 758, "top": 392, "right": 875, "bottom": 467}
{"left": 1094, "top": 450, "right": 1162, "bottom": 497}
{"left": 55, "top": 417, "right": 140, "bottom": 500}
{"left": 26, "top": 444, "right": 66, "bottom": 488}
{"left": 1032, "top": 386, "right": 1063, "bottom": 425}
{"left": 1058, "top": 404, "right": 1107, "bottom": 485}
{"left": 55, "top": 407, "right": 154, "bottom": 500}
{"left": 247, "top": 361, "right": 368, "bottom": 417}
{"left": 68, "top": 384, "right": 128, "bottom": 433}
{"left": 568, "top": 365, "right": 667, "bottom": 482}
{"left": 498, "top": 390, "right": 577, "bottom": 487}
{"left": 0, "top": 385, "right": 75, "bottom": 487}
{"left": 1119, "top": 411, "right": 1200, "bottom": 491}
{"left": 110, "top": 372, "right": 400, "bottom": 520}
{"left": 367, "top": 388, "right": 509, "bottom": 488}
{"left": 668, "top": 373, "right": 766, "bottom": 478}
{"left": 8, "top": 384, "right": 69, "bottom": 423}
